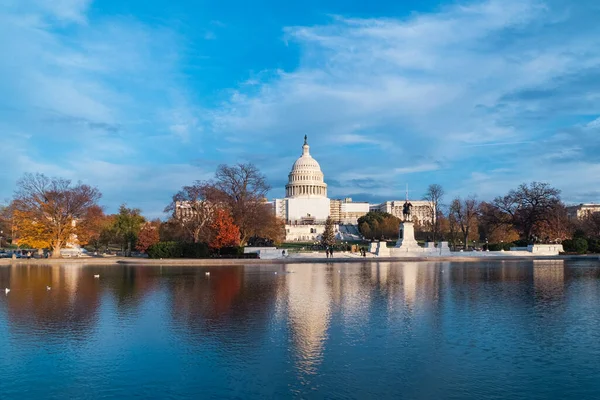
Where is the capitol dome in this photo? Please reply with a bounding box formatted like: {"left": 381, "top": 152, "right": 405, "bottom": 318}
{"left": 286, "top": 136, "right": 328, "bottom": 198}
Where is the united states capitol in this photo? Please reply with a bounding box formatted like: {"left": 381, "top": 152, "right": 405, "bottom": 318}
{"left": 269, "top": 136, "right": 432, "bottom": 242}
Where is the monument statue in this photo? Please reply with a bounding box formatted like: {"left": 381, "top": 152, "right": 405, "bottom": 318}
{"left": 402, "top": 200, "right": 413, "bottom": 221}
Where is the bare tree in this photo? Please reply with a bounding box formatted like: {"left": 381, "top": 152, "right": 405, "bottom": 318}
{"left": 449, "top": 196, "right": 479, "bottom": 250}
{"left": 165, "top": 182, "right": 215, "bottom": 243}
{"left": 582, "top": 212, "right": 600, "bottom": 238}
{"left": 12, "top": 173, "right": 101, "bottom": 258}
{"left": 423, "top": 184, "right": 445, "bottom": 242}
{"left": 492, "top": 182, "right": 561, "bottom": 242}
{"left": 211, "top": 163, "right": 272, "bottom": 245}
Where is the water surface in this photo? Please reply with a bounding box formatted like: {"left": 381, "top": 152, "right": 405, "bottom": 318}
{"left": 1, "top": 260, "right": 600, "bottom": 399}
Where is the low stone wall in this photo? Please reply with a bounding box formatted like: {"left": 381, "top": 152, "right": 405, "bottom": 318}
{"left": 377, "top": 241, "right": 451, "bottom": 257}
{"left": 508, "top": 244, "right": 564, "bottom": 256}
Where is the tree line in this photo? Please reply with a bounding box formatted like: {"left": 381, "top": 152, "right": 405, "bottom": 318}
{"left": 0, "top": 163, "right": 285, "bottom": 258}
{"left": 358, "top": 181, "right": 595, "bottom": 253}
{"left": 2, "top": 170, "right": 598, "bottom": 257}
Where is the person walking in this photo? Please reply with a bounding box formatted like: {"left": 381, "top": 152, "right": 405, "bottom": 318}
{"left": 325, "top": 247, "right": 329, "bottom": 259}
{"left": 330, "top": 248, "right": 334, "bottom": 258}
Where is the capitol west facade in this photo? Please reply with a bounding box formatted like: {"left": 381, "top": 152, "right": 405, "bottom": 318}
{"left": 271, "top": 137, "right": 434, "bottom": 242}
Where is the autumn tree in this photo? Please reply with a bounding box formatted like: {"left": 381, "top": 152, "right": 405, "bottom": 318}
{"left": 533, "top": 202, "right": 570, "bottom": 243}
{"left": 491, "top": 182, "right": 562, "bottom": 242}
{"left": 75, "top": 205, "right": 107, "bottom": 248}
{"left": 165, "top": 182, "right": 215, "bottom": 243}
{"left": 248, "top": 208, "right": 286, "bottom": 246}
{"left": 321, "top": 216, "right": 336, "bottom": 247}
{"left": 423, "top": 184, "right": 445, "bottom": 242}
{"left": 136, "top": 221, "right": 161, "bottom": 253}
{"left": 12, "top": 173, "right": 102, "bottom": 257}
{"left": 581, "top": 212, "right": 600, "bottom": 239}
{"left": 0, "top": 204, "right": 12, "bottom": 247}
{"left": 449, "top": 196, "right": 480, "bottom": 250}
{"left": 208, "top": 163, "right": 273, "bottom": 245}
{"left": 209, "top": 209, "right": 240, "bottom": 250}
{"left": 113, "top": 204, "right": 146, "bottom": 256}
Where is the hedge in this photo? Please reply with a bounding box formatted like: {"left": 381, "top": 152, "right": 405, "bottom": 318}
{"left": 147, "top": 242, "right": 210, "bottom": 259}
{"left": 562, "top": 238, "right": 588, "bottom": 254}
{"left": 487, "top": 243, "right": 513, "bottom": 251}
{"left": 147, "top": 242, "right": 252, "bottom": 259}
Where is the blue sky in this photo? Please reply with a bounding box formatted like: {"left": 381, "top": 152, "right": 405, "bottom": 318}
{"left": 1, "top": 0, "right": 600, "bottom": 218}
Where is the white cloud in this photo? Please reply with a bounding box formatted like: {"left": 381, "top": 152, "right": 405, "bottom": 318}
{"left": 208, "top": 0, "right": 600, "bottom": 202}
{"left": 333, "top": 134, "right": 385, "bottom": 146}
{"left": 0, "top": 0, "right": 203, "bottom": 214}
{"left": 2, "top": 0, "right": 92, "bottom": 23}
{"left": 394, "top": 163, "right": 440, "bottom": 174}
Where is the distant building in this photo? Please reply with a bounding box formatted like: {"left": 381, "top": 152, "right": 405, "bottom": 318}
{"left": 567, "top": 203, "right": 600, "bottom": 220}
{"left": 330, "top": 198, "right": 370, "bottom": 225}
{"left": 369, "top": 200, "right": 434, "bottom": 225}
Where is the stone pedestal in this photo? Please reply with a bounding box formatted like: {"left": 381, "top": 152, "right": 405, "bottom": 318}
{"left": 393, "top": 222, "right": 422, "bottom": 254}
{"left": 395, "top": 222, "right": 419, "bottom": 248}
{"left": 368, "top": 242, "right": 378, "bottom": 253}
{"left": 438, "top": 241, "right": 451, "bottom": 255}
{"left": 375, "top": 241, "right": 390, "bottom": 257}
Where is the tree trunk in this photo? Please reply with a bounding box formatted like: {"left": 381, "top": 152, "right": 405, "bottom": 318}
{"left": 52, "top": 247, "right": 62, "bottom": 258}
{"left": 464, "top": 232, "right": 469, "bottom": 250}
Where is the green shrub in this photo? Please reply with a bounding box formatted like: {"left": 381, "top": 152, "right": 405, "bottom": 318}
{"left": 513, "top": 239, "right": 529, "bottom": 247}
{"left": 215, "top": 246, "right": 244, "bottom": 256}
{"left": 562, "top": 238, "right": 588, "bottom": 254}
{"left": 487, "top": 243, "right": 513, "bottom": 251}
{"left": 182, "top": 242, "right": 210, "bottom": 258}
{"left": 147, "top": 242, "right": 210, "bottom": 259}
{"left": 587, "top": 238, "right": 600, "bottom": 254}
{"left": 147, "top": 242, "right": 182, "bottom": 259}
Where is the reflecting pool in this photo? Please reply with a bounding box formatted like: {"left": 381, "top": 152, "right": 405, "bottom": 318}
{"left": 2, "top": 260, "right": 600, "bottom": 399}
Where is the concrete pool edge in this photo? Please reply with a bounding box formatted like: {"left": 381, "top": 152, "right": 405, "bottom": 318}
{"left": 1, "top": 254, "right": 598, "bottom": 266}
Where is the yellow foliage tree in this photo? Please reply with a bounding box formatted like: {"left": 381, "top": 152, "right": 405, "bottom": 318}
{"left": 12, "top": 173, "right": 102, "bottom": 257}
{"left": 12, "top": 209, "right": 52, "bottom": 249}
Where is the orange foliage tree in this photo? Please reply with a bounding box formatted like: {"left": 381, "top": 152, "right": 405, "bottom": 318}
{"left": 136, "top": 221, "right": 160, "bottom": 252}
{"left": 12, "top": 209, "right": 52, "bottom": 249}
{"left": 12, "top": 173, "right": 102, "bottom": 256}
{"left": 209, "top": 209, "right": 240, "bottom": 250}
{"left": 75, "top": 205, "right": 107, "bottom": 248}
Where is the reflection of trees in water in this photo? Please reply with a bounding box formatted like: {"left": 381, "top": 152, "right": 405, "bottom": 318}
{"left": 0, "top": 265, "right": 100, "bottom": 339}
{"left": 0, "top": 265, "right": 164, "bottom": 339}
{"left": 104, "top": 266, "right": 159, "bottom": 314}
{"left": 533, "top": 261, "right": 565, "bottom": 301}
{"left": 169, "top": 266, "right": 280, "bottom": 347}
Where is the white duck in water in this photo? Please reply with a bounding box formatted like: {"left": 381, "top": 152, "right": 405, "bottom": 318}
{"left": 5, "top": 288, "right": 10, "bottom": 294}
{"left": 93, "top": 274, "right": 100, "bottom": 279}
{"left": 46, "top": 286, "right": 51, "bottom": 291}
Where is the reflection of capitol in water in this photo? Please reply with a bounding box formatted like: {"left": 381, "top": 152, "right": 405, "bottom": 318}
{"left": 282, "top": 264, "right": 332, "bottom": 374}
{"left": 278, "top": 261, "right": 446, "bottom": 375}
